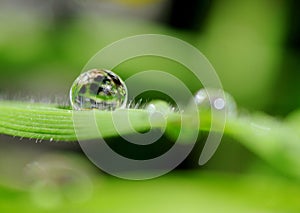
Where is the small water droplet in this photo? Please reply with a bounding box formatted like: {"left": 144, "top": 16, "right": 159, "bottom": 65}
{"left": 194, "top": 88, "right": 237, "bottom": 116}
{"left": 145, "top": 100, "right": 173, "bottom": 116}
{"left": 145, "top": 100, "right": 172, "bottom": 130}
{"left": 70, "top": 69, "right": 127, "bottom": 110}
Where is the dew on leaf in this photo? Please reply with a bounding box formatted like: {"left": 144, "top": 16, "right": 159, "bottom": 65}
{"left": 70, "top": 69, "right": 127, "bottom": 110}
{"left": 193, "top": 88, "right": 237, "bottom": 116}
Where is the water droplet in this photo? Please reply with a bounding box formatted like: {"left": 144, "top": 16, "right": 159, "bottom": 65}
{"left": 194, "top": 88, "right": 237, "bottom": 116}
{"left": 145, "top": 100, "right": 173, "bottom": 116}
{"left": 145, "top": 100, "right": 172, "bottom": 130}
{"left": 70, "top": 69, "right": 127, "bottom": 110}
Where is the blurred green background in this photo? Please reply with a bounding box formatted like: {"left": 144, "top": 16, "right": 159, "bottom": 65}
{"left": 1, "top": 0, "right": 300, "bottom": 212}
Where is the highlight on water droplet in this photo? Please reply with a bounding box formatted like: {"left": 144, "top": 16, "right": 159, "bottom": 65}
{"left": 70, "top": 68, "right": 128, "bottom": 110}
{"left": 193, "top": 88, "right": 237, "bottom": 116}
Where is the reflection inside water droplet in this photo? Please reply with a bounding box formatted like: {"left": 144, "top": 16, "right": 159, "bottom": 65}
{"left": 70, "top": 69, "right": 127, "bottom": 110}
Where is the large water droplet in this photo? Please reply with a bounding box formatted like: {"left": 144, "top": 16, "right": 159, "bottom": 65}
{"left": 194, "top": 88, "right": 237, "bottom": 116}
{"left": 70, "top": 69, "right": 127, "bottom": 110}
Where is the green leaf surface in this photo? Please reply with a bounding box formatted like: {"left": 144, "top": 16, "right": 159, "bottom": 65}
{"left": 0, "top": 101, "right": 300, "bottom": 179}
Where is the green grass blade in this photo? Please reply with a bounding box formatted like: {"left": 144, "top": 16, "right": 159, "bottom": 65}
{"left": 1, "top": 101, "right": 300, "bottom": 178}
